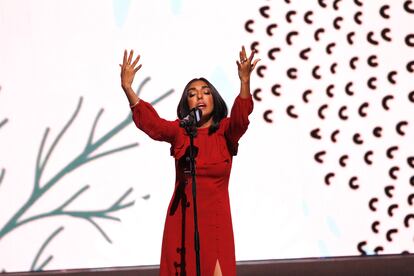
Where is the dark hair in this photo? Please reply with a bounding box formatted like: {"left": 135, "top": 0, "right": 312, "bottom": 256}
{"left": 177, "top": 77, "right": 228, "bottom": 134}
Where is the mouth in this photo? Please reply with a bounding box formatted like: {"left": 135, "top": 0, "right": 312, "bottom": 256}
{"left": 196, "top": 103, "right": 207, "bottom": 109}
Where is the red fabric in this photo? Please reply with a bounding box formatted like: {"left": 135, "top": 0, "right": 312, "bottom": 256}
{"left": 132, "top": 95, "right": 253, "bottom": 276}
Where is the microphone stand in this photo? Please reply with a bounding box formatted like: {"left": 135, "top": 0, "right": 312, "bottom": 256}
{"left": 183, "top": 123, "right": 201, "bottom": 276}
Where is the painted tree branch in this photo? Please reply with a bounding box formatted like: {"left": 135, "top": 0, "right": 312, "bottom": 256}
{"left": 30, "top": 226, "right": 64, "bottom": 271}
{"left": 0, "top": 77, "right": 174, "bottom": 241}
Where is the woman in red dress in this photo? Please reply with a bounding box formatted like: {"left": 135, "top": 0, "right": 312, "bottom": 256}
{"left": 120, "top": 47, "right": 259, "bottom": 276}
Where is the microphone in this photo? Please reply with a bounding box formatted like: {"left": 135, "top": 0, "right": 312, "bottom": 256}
{"left": 179, "top": 108, "right": 202, "bottom": 127}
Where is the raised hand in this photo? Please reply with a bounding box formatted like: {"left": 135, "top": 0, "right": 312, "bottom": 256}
{"left": 236, "top": 46, "right": 260, "bottom": 83}
{"left": 120, "top": 49, "right": 142, "bottom": 90}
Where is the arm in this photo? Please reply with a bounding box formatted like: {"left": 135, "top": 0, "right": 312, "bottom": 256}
{"left": 225, "top": 46, "right": 260, "bottom": 154}
{"left": 120, "top": 50, "right": 177, "bottom": 143}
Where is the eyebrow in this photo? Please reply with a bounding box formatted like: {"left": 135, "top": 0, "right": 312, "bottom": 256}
{"left": 187, "top": 85, "right": 210, "bottom": 92}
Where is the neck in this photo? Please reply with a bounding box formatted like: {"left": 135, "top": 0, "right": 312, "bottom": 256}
{"left": 198, "top": 116, "right": 213, "bottom": 129}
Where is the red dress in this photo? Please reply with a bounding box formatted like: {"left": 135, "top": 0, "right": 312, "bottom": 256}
{"left": 132, "top": 95, "right": 253, "bottom": 276}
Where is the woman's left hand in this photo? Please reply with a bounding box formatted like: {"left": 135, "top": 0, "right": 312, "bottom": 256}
{"left": 237, "top": 46, "right": 260, "bottom": 82}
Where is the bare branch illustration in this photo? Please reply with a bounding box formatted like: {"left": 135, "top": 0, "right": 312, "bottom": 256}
{"left": 0, "top": 169, "right": 5, "bottom": 186}
{"left": 0, "top": 77, "right": 174, "bottom": 243}
{"left": 31, "top": 226, "right": 64, "bottom": 271}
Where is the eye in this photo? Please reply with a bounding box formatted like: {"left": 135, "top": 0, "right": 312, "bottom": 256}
{"left": 203, "top": 90, "right": 211, "bottom": 95}
{"left": 188, "top": 93, "right": 195, "bottom": 98}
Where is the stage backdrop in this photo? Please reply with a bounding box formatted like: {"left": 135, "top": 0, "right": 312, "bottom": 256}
{"left": 0, "top": 0, "right": 413, "bottom": 273}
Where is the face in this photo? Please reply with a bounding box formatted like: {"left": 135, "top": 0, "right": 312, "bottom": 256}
{"left": 186, "top": 80, "right": 214, "bottom": 122}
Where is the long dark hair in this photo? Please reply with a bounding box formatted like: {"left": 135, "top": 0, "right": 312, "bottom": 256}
{"left": 177, "top": 77, "right": 228, "bottom": 134}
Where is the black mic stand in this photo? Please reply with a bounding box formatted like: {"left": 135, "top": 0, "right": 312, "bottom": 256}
{"left": 183, "top": 123, "right": 201, "bottom": 276}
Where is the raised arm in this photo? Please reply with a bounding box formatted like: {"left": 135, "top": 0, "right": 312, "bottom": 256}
{"left": 120, "top": 49, "right": 142, "bottom": 107}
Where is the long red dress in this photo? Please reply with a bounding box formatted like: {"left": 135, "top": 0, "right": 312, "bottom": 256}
{"left": 132, "top": 95, "right": 253, "bottom": 276}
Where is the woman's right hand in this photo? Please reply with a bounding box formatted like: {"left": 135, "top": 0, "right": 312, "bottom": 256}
{"left": 120, "top": 49, "right": 142, "bottom": 91}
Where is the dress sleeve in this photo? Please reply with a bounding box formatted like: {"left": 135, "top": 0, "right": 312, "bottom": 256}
{"left": 224, "top": 95, "right": 254, "bottom": 155}
{"left": 131, "top": 100, "right": 178, "bottom": 144}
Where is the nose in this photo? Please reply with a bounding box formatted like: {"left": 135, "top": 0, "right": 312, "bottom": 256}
{"left": 197, "top": 92, "right": 203, "bottom": 99}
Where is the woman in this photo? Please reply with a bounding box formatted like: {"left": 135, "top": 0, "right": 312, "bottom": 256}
{"left": 120, "top": 46, "right": 259, "bottom": 276}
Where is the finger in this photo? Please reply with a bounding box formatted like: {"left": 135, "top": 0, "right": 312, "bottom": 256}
{"left": 127, "top": 49, "right": 134, "bottom": 64}
{"left": 123, "top": 50, "right": 127, "bottom": 66}
{"left": 132, "top": 54, "right": 141, "bottom": 67}
{"left": 134, "top": 64, "right": 142, "bottom": 73}
{"left": 242, "top": 46, "right": 247, "bottom": 59}
{"left": 239, "top": 50, "right": 243, "bottom": 61}
{"left": 250, "top": 59, "right": 261, "bottom": 72}
{"left": 248, "top": 49, "right": 255, "bottom": 62}
{"left": 236, "top": 60, "right": 241, "bottom": 69}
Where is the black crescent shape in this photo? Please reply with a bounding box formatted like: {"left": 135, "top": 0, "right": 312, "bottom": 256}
{"left": 287, "top": 68, "right": 298, "bottom": 79}
{"left": 372, "top": 221, "right": 380, "bottom": 233}
{"left": 389, "top": 166, "right": 399, "bottom": 180}
{"left": 387, "top": 204, "right": 399, "bottom": 217}
{"left": 311, "top": 128, "right": 322, "bottom": 139}
{"left": 357, "top": 241, "right": 367, "bottom": 255}
{"left": 358, "top": 102, "right": 369, "bottom": 117}
{"left": 380, "top": 5, "right": 390, "bottom": 19}
{"left": 253, "top": 88, "right": 262, "bottom": 101}
{"left": 331, "top": 129, "right": 339, "bottom": 143}
{"left": 374, "top": 246, "right": 384, "bottom": 254}
{"left": 367, "top": 55, "right": 378, "bottom": 67}
{"left": 353, "top": 133, "right": 363, "bottom": 145}
{"left": 382, "top": 95, "right": 394, "bottom": 110}
{"left": 386, "top": 229, "right": 398, "bottom": 242}
{"left": 409, "top": 91, "right": 414, "bottom": 103}
{"left": 347, "top": 32, "right": 355, "bottom": 45}
{"left": 364, "top": 150, "right": 373, "bottom": 165}
{"left": 333, "top": 0, "right": 342, "bottom": 10}
{"left": 354, "top": 11, "right": 363, "bottom": 24}
{"left": 285, "top": 0, "right": 291, "bottom": 3}
{"left": 324, "top": 172, "right": 335, "bottom": 185}
{"left": 250, "top": 41, "right": 260, "bottom": 53}
{"left": 386, "top": 146, "right": 399, "bottom": 159}
{"left": 286, "top": 10, "right": 297, "bottom": 23}
{"left": 338, "top": 106, "right": 348, "bottom": 120}
{"left": 326, "top": 42, "right": 336, "bottom": 55}
{"left": 257, "top": 65, "right": 267, "bottom": 78}
{"left": 314, "top": 28, "right": 325, "bottom": 41}
{"left": 339, "top": 154, "right": 349, "bottom": 167}
{"left": 330, "top": 63, "right": 337, "bottom": 74}
{"left": 404, "top": 0, "right": 414, "bottom": 13}
{"left": 402, "top": 251, "right": 410, "bottom": 255}
{"left": 304, "top": 11, "right": 314, "bottom": 24}
{"left": 303, "top": 89, "right": 312, "bottom": 103}
{"left": 271, "top": 84, "right": 282, "bottom": 96}
{"left": 263, "top": 110, "right": 273, "bottom": 123}
{"left": 299, "top": 48, "right": 311, "bottom": 60}
{"left": 266, "top": 23, "right": 278, "bottom": 36}
{"left": 326, "top": 84, "right": 335, "bottom": 98}
{"left": 333, "top": 16, "right": 343, "bottom": 30}
{"left": 354, "top": 0, "right": 363, "bottom": 7}
{"left": 318, "top": 104, "right": 328, "bottom": 119}
{"left": 384, "top": 185, "right": 394, "bottom": 198}
{"left": 350, "top": 57, "right": 359, "bottom": 70}
{"left": 406, "top": 61, "right": 414, "bottom": 73}
{"left": 367, "top": 77, "right": 377, "bottom": 90}
{"left": 369, "top": 198, "right": 378, "bottom": 211}
{"left": 286, "top": 31, "right": 299, "bottom": 45}
{"left": 318, "top": 0, "right": 327, "bottom": 8}
{"left": 396, "top": 121, "right": 408, "bottom": 136}
{"left": 373, "top": 126, "right": 382, "bottom": 138}
{"left": 405, "top": 34, "right": 414, "bottom": 47}
{"left": 245, "top": 20, "right": 255, "bottom": 33}
{"left": 381, "top": 28, "right": 392, "bottom": 42}
{"left": 259, "top": 5, "right": 270, "bottom": 18}
{"left": 410, "top": 176, "right": 414, "bottom": 186}
{"left": 312, "top": 65, "right": 321, "bottom": 80}
{"left": 345, "top": 81, "right": 354, "bottom": 96}
{"left": 408, "top": 194, "right": 414, "bottom": 205}
{"left": 286, "top": 105, "right": 299, "bottom": 118}
{"left": 315, "top": 151, "right": 326, "bottom": 163}
{"left": 387, "top": 71, "right": 397, "bottom": 84}
{"left": 404, "top": 214, "right": 414, "bottom": 227}
{"left": 349, "top": 176, "right": 359, "bottom": 189}
{"left": 407, "top": 157, "right": 414, "bottom": 168}
{"left": 268, "top": 47, "right": 281, "bottom": 60}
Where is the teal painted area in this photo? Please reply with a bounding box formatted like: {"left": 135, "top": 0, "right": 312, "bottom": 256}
{"left": 318, "top": 240, "right": 330, "bottom": 257}
{"left": 210, "top": 67, "right": 236, "bottom": 106}
{"left": 113, "top": 0, "right": 131, "bottom": 28}
{"left": 171, "top": 0, "right": 182, "bottom": 15}
{"left": 326, "top": 216, "right": 341, "bottom": 237}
